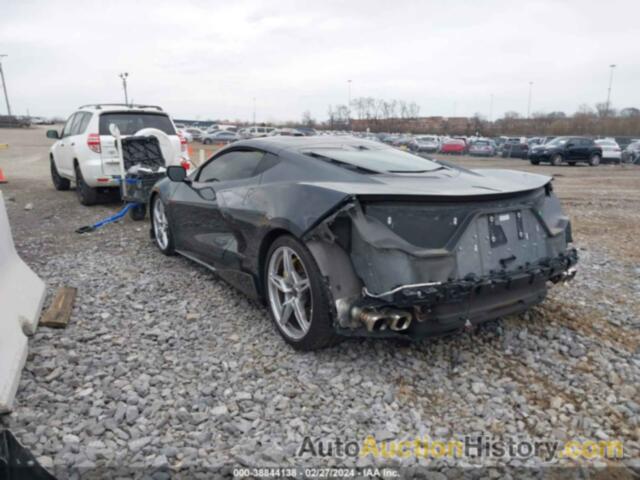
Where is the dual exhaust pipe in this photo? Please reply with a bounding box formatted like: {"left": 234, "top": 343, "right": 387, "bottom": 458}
{"left": 352, "top": 306, "right": 413, "bottom": 332}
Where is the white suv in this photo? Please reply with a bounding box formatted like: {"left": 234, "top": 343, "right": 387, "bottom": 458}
{"left": 47, "top": 104, "right": 189, "bottom": 205}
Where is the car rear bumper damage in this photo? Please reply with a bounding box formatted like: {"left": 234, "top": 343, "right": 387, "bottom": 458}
{"left": 304, "top": 187, "right": 578, "bottom": 340}
{"left": 343, "top": 249, "right": 577, "bottom": 338}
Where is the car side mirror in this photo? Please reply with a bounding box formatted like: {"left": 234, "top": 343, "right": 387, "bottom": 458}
{"left": 167, "top": 165, "right": 187, "bottom": 182}
{"left": 46, "top": 129, "right": 60, "bottom": 139}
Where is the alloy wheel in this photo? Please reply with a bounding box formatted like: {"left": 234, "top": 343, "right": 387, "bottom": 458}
{"left": 153, "top": 199, "right": 169, "bottom": 250}
{"left": 267, "top": 246, "right": 313, "bottom": 340}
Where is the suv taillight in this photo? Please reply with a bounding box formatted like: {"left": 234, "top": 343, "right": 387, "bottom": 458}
{"left": 178, "top": 132, "right": 188, "bottom": 152}
{"left": 87, "top": 133, "right": 101, "bottom": 153}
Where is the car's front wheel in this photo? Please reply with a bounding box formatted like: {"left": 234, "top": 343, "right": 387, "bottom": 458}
{"left": 265, "top": 235, "right": 338, "bottom": 351}
{"left": 589, "top": 154, "right": 601, "bottom": 166}
{"left": 50, "top": 157, "right": 70, "bottom": 190}
{"left": 151, "top": 196, "right": 175, "bottom": 255}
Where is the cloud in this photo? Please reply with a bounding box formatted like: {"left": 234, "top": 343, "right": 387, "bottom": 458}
{"left": 0, "top": 0, "right": 638, "bottom": 121}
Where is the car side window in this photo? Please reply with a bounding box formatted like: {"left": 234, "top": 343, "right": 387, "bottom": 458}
{"left": 254, "top": 152, "right": 281, "bottom": 175}
{"left": 74, "top": 113, "right": 91, "bottom": 135}
{"left": 68, "top": 113, "right": 86, "bottom": 136}
{"left": 198, "top": 150, "right": 265, "bottom": 183}
{"left": 62, "top": 113, "right": 77, "bottom": 137}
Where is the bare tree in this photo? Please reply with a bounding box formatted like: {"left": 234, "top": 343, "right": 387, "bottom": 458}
{"left": 407, "top": 102, "right": 420, "bottom": 119}
{"left": 301, "top": 110, "right": 315, "bottom": 128}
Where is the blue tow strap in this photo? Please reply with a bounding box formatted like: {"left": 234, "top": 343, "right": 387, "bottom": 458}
{"left": 75, "top": 203, "right": 140, "bottom": 234}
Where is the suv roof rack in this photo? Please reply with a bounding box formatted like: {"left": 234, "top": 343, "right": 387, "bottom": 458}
{"left": 78, "top": 103, "right": 164, "bottom": 111}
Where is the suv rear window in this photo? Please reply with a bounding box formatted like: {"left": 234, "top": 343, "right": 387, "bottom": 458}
{"left": 99, "top": 112, "right": 176, "bottom": 136}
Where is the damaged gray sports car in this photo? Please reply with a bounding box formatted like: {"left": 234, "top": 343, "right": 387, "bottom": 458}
{"left": 150, "top": 136, "right": 577, "bottom": 350}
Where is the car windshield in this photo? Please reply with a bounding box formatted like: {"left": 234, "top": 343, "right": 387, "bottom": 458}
{"left": 546, "top": 137, "right": 568, "bottom": 146}
{"left": 597, "top": 140, "right": 616, "bottom": 146}
{"left": 99, "top": 112, "right": 176, "bottom": 135}
{"left": 417, "top": 137, "right": 436, "bottom": 142}
{"left": 304, "top": 146, "right": 442, "bottom": 173}
{"left": 473, "top": 141, "right": 489, "bottom": 146}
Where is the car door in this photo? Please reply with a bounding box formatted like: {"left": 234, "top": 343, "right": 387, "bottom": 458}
{"left": 169, "top": 149, "right": 266, "bottom": 268}
{"left": 582, "top": 139, "right": 596, "bottom": 160}
{"left": 54, "top": 113, "right": 79, "bottom": 176}
{"left": 562, "top": 138, "right": 575, "bottom": 161}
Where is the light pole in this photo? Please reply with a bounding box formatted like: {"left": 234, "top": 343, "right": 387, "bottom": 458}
{"left": 119, "top": 72, "right": 129, "bottom": 105}
{"left": 252, "top": 97, "right": 256, "bottom": 125}
{"left": 0, "top": 55, "right": 13, "bottom": 116}
{"left": 605, "top": 64, "right": 616, "bottom": 117}
{"left": 527, "top": 81, "right": 533, "bottom": 119}
{"left": 347, "top": 79, "right": 352, "bottom": 130}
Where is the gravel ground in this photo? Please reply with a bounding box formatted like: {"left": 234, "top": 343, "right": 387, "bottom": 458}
{"left": 0, "top": 127, "right": 639, "bottom": 478}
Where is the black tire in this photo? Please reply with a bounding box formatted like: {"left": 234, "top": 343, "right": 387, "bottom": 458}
{"left": 74, "top": 163, "right": 99, "bottom": 205}
{"left": 568, "top": 161, "right": 576, "bottom": 166}
{"left": 129, "top": 203, "right": 146, "bottom": 221}
{"left": 264, "top": 235, "right": 339, "bottom": 351}
{"left": 589, "top": 154, "right": 601, "bottom": 167}
{"left": 150, "top": 195, "right": 175, "bottom": 255}
{"left": 551, "top": 154, "right": 563, "bottom": 166}
{"left": 50, "top": 157, "right": 70, "bottom": 191}
{"left": 203, "top": 139, "right": 211, "bottom": 145}
{"left": 529, "top": 158, "right": 540, "bottom": 165}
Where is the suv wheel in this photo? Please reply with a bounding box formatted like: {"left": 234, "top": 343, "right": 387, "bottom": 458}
{"left": 50, "top": 157, "right": 70, "bottom": 191}
{"left": 129, "top": 203, "right": 146, "bottom": 221}
{"left": 264, "top": 235, "right": 339, "bottom": 351}
{"left": 551, "top": 154, "right": 563, "bottom": 166}
{"left": 589, "top": 154, "right": 601, "bottom": 167}
{"left": 74, "top": 164, "right": 99, "bottom": 205}
{"left": 529, "top": 158, "right": 540, "bottom": 165}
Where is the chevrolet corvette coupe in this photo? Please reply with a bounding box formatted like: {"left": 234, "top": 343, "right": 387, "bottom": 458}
{"left": 150, "top": 136, "right": 577, "bottom": 350}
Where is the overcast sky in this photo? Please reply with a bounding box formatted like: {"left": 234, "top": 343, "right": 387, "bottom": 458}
{"left": 1, "top": 0, "right": 638, "bottom": 122}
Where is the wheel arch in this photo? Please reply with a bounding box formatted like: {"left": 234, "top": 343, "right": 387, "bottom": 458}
{"left": 148, "top": 191, "right": 161, "bottom": 239}
{"left": 257, "top": 228, "right": 295, "bottom": 300}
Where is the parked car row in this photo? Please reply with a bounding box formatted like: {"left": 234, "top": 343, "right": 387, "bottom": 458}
{"left": 175, "top": 124, "right": 318, "bottom": 145}
{"left": 356, "top": 131, "right": 633, "bottom": 166}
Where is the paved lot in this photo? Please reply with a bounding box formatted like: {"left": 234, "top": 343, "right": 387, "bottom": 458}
{"left": 1, "top": 127, "right": 639, "bottom": 477}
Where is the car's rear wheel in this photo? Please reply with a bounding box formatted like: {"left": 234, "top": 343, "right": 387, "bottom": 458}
{"left": 50, "top": 157, "right": 70, "bottom": 190}
{"left": 589, "top": 154, "right": 601, "bottom": 166}
{"left": 529, "top": 158, "right": 540, "bottom": 165}
{"left": 551, "top": 154, "right": 563, "bottom": 166}
{"left": 74, "top": 163, "right": 98, "bottom": 205}
{"left": 568, "top": 161, "right": 576, "bottom": 166}
{"left": 151, "top": 196, "right": 175, "bottom": 255}
{"left": 265, "top": 235, "right": 338, "bottom": 351}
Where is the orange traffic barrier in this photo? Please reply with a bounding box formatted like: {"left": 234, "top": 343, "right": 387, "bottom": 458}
{"left": 0, "top": 168, "right": 7, "bottom": 184}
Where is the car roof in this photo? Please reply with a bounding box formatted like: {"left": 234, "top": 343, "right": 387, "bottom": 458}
{"left": 231, "top": 135, "right": 392, "bottom": 153}
{"left": 77, "top": 103, "right": 165, "bottom": 113}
